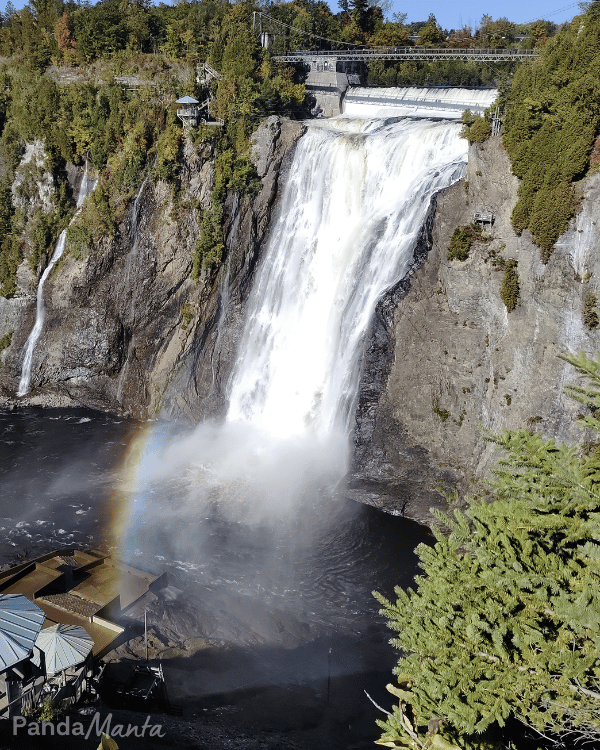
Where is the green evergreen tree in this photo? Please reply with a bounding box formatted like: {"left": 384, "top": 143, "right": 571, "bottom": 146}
{"left": 374, "top": 350, "right": 600, "bottom": 749}
{"left": 4, "top": 2, "right": 15, "bottom": 22}
{"left": 349, "top": 0, "right": 368, "bottom": 31}
{"left": 417, "top": 13, "right": 444, "bottom": 46}
{"left": 499, "top": 258, "right": 519, "bottom": 311}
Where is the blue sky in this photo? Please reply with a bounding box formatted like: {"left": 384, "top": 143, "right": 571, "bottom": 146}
{"left": 391, "top": 0, "right": 582, "bottom": 30}
{"left": 1, "top": 0, "right": 583, "bottom": 32}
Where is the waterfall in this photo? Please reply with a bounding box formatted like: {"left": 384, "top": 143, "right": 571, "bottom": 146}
{"left": 125, "top": 115, "right": 469, "bottom": 567}
{"left": 343, "top": 86, "right": 498, "bottom": 119}
{"left": 227, "top": 117, "right": 467, "bottom": 442}
{"left": 17, "top": 165, "right": 96, "bottom": 397}
{"left": 161, "top": 118, "right": 466, "bottom": 511}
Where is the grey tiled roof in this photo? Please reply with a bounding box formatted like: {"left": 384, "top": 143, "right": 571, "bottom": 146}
{"left": 0, "top": 594, "right": 45, "bottom": 671}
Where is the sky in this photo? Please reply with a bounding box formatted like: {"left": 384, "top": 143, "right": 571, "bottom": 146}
{"left": 389, "top": 0, "right": 582, "bottom": 30}
{"left": 0, "top": 0, "right": 584, "bottom": 33}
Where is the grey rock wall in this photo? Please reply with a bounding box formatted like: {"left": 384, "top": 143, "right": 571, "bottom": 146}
{"left": 350, "top": 136, "right": 600, "bottom": 524}
{"left": 0, "top": 117, "right": 305, "bottom": 420}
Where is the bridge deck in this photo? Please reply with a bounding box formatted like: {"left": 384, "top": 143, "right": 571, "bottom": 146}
{"left": 275, "top": 47, "right": 539, "bottom": 63}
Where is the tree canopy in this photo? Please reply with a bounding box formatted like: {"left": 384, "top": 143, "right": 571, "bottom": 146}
{"left": 503, "top": 7, "right": 600, "bottom": 261}
{"left": 374, "top": 350, "right": 600, "bottom": 749}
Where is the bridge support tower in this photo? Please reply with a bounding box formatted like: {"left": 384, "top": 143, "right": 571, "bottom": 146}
{"left": 303, "top": 56, "right": 366, "bottom": 117}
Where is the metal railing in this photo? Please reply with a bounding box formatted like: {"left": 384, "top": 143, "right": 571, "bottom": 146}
{"left": 275, "top": 47, "right": 539, "bottom": 63}
{"left": 177, "top": 107, "right": 200, "bottom": 118}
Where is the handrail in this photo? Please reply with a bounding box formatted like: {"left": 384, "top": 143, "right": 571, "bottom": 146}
{"left": 274, "top": 47, "right": 539, "bottom": 63}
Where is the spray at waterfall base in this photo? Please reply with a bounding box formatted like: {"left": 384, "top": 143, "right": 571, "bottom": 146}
{"left": 108, "top": 115, "right": 469, "bottom": 637}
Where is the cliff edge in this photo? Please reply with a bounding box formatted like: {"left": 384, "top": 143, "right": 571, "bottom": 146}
{"left": 350, "top": 135, "right": 600, "bottom": 524}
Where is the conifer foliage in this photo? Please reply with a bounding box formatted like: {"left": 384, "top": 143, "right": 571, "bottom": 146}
{"left": 502, "top": 8, "right": 600, "bottom": 260}
{"left": 375, "top": 351, "right": 600, "bottom": 749}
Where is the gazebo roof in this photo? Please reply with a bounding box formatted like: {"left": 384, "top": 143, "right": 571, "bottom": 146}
{"left": 0, "top": 594, "right": 45, "bottom": 672}
{"left": 177, "top": 96, "right": 199, "bottom": 105}
{"left": 35, "top": 624, "right": 94, "bottom": 676}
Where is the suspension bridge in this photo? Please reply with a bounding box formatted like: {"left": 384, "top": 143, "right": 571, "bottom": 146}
{"left": 273, "top": 47, "right": 539, "bottom": 63}
{"left": 253, "top": 11, "right": 539, "bottom": 117}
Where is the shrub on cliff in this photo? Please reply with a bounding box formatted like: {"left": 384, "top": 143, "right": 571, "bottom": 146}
{"left": 503, "top": 8, "right": 600, "bottom": 261}
{"left": 447, "top": 224, "right": 490, "bottom": 262}
{"left": 460, "top": 114, "right": 491, "bottom": 144}
{"left": 500, "top": 258, "right": 519, "bottom": 311}
{"left": 374, "top": 350, "right": 600, "bottom": 748}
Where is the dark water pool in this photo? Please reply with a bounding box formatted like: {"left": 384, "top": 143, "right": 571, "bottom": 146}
{"left": 0, "top": 406, "right": 433, "bottom": 749}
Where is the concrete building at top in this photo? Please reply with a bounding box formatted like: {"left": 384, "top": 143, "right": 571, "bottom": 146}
{"left": 301, "top": 55, "right": 366, "bottom": 117}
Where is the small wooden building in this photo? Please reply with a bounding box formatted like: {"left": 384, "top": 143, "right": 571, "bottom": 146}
{"left": 0, "top": 595, "right": 46, "bottom": 718}
{"left": 176, "top": 96, "right": 201, "bottom": 126}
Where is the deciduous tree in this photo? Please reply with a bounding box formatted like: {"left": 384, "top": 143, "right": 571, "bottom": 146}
{"left": 55, "top": 12, "right": 77, "bottom": 65}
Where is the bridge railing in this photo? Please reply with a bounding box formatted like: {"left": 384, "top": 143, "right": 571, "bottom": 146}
{"left": 274, "top": 47, "right": 539, "bottom": 63}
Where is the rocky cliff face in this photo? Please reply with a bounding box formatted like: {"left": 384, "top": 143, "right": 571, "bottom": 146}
{"left": 0, "top": 117, "right": 305, "bottom": 420}
{"left": 1, "top": 124, "right": 599, "bottom": 526}
{"left": 350, "top": 136, "right": 600, "bottom": 524}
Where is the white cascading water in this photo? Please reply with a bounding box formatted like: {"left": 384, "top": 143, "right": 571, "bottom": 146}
{"left": 227, "top": 117, "right": 467, "bottom": 441}
{"left": 343, "top": 86, "right": 499, "bottom": 119}
{"left": 148, "top": 117, "right": 466, "bottom": 520}
{"left": 17, "top": 164, "right": 96, "bottom": 397}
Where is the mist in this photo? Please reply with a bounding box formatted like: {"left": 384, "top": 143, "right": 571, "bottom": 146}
{"left": 117, "top": 117, "right": 467, "bottom": 638}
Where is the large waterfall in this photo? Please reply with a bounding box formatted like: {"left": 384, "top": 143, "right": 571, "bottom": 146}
{"left": 227, "top": 116, "right": 467, "bottom": 450}
{"left": 130, "top": 115, "right": 468, "bottom": 561}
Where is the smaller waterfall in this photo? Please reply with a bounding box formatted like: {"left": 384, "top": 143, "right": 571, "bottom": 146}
{"left": 76, "top": 166, "right": 96, "bottom": 209}
{"left": 124, "top": 178, "right": 147, "bottom": 304}
{"left": 17, "top": 165, "right": 96, "bottom": 397}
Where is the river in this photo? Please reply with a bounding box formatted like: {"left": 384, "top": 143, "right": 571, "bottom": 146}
{"left": 0, "top": 406, "right": 432, "bottom": 748}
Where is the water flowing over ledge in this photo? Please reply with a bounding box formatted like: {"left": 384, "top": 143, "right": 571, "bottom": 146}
{"left": 227, "top": 116, "right": 468, "bottom": 450}
{"left": 343, "top": 87, "right": 498, "bottom": 119}
{"left": 17, "top": 165, "right": 97, "bottom": 397}
{"left": 123, "top": 116, "right": 469, "bottom": 564}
